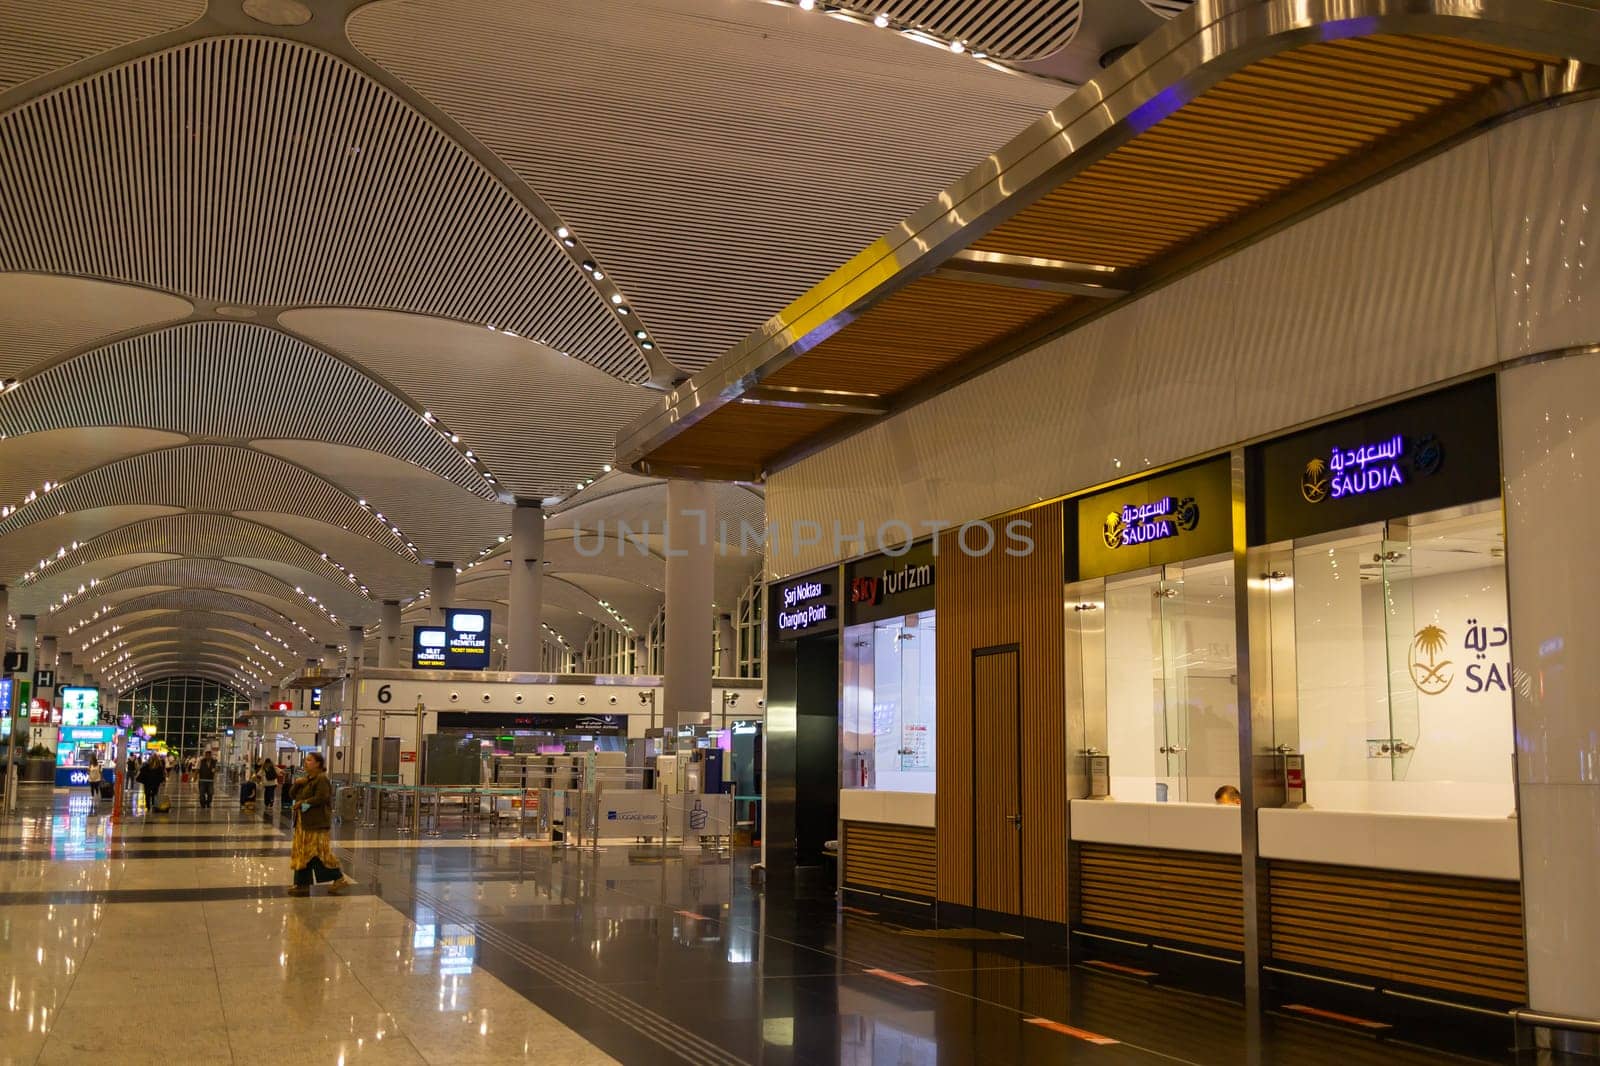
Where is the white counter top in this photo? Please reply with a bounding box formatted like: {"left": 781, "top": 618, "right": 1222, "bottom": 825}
{"left": 838, "top": 789, "right": 936, "bottom": 828}
{"left": 1069, "top": 799, "right": 1241, "bottom": 855}
{"left": 1257, "top": 807, "right": 1520, "bottom": 880}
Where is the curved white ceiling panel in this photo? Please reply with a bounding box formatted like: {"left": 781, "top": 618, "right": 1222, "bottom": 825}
{"left": 50, "top": 558, "right": 340, "bottom": 624}
{"left": 0, "top": 274, "right": 191, "bottom": 379}
{"left": 348, "top": 0, "right": 1063, "bottom": 371}
{"left": 0, "top": 0, "right": 203, "bottom": 94}
{"left": 0, "top": 428, "right": 187, "bottom": 511}
{"left": 279, "top": 308, "right": 653, "bottom": 498}
{"left": 0, "top": 36, "right": 647, "bottom": 382}
{"left": 20, "top": 513, "right": 358, "bottom": 591}
{"left": 0, "top": 322, "right": 492, "bottom": 497}
{"left": 0, "top": 505, "right": 182, "bottom": 583}
{"left": 0, "top": 444, "right": 406, "bottom": 555}
{"left": 252, "top": 440, "right": 509, "bottom": 565}
{"left": 232, "top": 512, "right": 430, "bottom": 594}
{"left": 51, "top": 587, "right": 335, "bottom": 646}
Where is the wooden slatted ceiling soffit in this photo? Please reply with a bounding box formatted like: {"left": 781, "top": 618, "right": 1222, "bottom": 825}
{"left": 627, "top": 32, "right": 1561, "bottom": 478}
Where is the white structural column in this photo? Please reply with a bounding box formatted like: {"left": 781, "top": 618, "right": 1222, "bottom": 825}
{"left": 507, "top": 500, "right": 545, "bottom": 673}
{"left": 57, "top": 652, "right": 74, "bottom": 685}
{"left": 430, "top": 562, "right": 456, "bottom": 623}
{"left": 379, "top": 600, "right": 402, "bottom": 667}
{"left": 0, "top": 586, "right": 7, "bottom": 653}
{"left": 347, "top": 625, "right": 365, "bottom": 673}
{"left": 1501, "top": 352, "right": 1600, "bottom": 1029}
{"left": 16, "top": 616, "right": 35, "bottom": 672}
{"left": 662, "top": 480, "right": 714, "bottom": 727}
{"left": 39, "top": 635, "right": 57, "bottom": 669}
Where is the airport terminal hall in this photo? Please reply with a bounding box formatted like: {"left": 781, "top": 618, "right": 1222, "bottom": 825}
{"left": 2, "top": 1, "right": 1599, "bottom": 1063}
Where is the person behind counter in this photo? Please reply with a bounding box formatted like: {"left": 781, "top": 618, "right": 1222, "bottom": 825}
{"left": 1214, "top": 784, "right": 1241, "bottom": 806}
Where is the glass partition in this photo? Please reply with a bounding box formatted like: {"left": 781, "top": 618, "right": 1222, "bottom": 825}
{"left": 841, "top": 612, "right": 936, "bottom": 792}
{"left": 1284, "top": 503, "right": 1512, "bottom": 814}
{"left": 1067, "top": 556, "right": 1239, "bottom": 803}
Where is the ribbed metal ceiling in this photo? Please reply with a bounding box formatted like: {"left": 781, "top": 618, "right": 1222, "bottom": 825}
{"left": 0, "top": 322, "right": 493, "bottom": 498}
{"left": 0, "top": 0, "right": 1080, "bottom": 689}
{"left": 0, "top": 35, "right": 647, "bottom": 382}
{"left": 0, "top": 0, "right": 204, "bottom": 94}
{"left": 349, "top": 0, "right": 1064, "bottom": 371}
{"left": 0, "top": 274, "right": 192, "bottom": 379}
{"left": 279, "top": 308, "right": 653, "bottom": 499}
{"left": 0, "top": 444, "right": 404, "bottom": 555}
{"left": 21, "top": 513, "right": 358, "bottom": 592}
{"left": 846, "top": 0, "right": 1082, "bottom": 60}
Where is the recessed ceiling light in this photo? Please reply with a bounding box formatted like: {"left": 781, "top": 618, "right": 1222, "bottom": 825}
{"left": 950, "top": 40, "right": 965, "bottom": 53}
{"left": 556, "top": 226, "right": 570, "bottom": 239}
{"left": 874, "top": 13, "right": 889, "bottom": 27}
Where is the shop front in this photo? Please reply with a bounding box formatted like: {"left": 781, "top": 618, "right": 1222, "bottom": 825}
{"left": 1245, "top": 377, "right": 1525, "bottom": 1009}
{"left": 838, "top": 541, "right": 937, "bottom": 910}
{"left": 762, "top": 568, "right": 840, "bottom": 895}
{"left": 1062, "top": 456, "right": 1246, "bottom": 963}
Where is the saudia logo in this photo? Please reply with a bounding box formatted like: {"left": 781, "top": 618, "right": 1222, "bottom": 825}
{"left": 1302, "top": 434, "right": 1443, "bottom": 504}
{"left": 849, "top": 562, "right": 933, "bottom": 606}
{"left": 1409, "top": 619, "right": 1512, "bottom": 696}
{"left": 1102, "top": 496, "right": 1199, "bottom": 549}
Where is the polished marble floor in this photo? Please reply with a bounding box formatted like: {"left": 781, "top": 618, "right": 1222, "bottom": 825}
{"left": 0, "top": 783, "right": 1554, "bottom": 1065}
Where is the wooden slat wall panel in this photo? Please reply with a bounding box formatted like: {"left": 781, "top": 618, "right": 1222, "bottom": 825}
{"left": 935, "top": 503, "right": 1066, "bottom": 921}
{"left": 1267, "top": 861, "right": 1527, "bottom": 1003}
{"left": 1077, "top": 843, "right": 1244, "bottom": 953}
{"left": 842, "top": 821, "right": 936, "bottom": 899}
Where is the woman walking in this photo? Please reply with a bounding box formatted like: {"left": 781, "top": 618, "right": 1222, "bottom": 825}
{"left": 288, "top": 752, "right": 351, "bottom": 896}
{"left": 137, "top": 753, "right": 166, "bottom": 813}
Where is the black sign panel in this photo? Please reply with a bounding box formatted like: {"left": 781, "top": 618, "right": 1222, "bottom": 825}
{"left": 769, "top": 569, "right": 839, "bottom": 641}
{"left": 3, "top": 651, "right": 27, "bottom": 673}
{"left": 444, "top": 609, "right": 492, "bottom": 669}
{"left": 844, "top": 540, "right": 936, "bottom": 626}
{"left": 436, "top": 711, "right": 626, "bottom": 733}
{"left": 412, "top": 626, "right": 447, "bottom": 669}
{"left": 32, "top": 669, "right": 54, "bottom": 690}
{"left": 1074, "top": 456, "right": 1234, "bottom": 580}
{"left": 1248, "top": 377, "right": 1500, "bottom": 545}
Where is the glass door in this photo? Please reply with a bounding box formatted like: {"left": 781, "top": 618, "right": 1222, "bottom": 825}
{"left": 1379, "top": 526, "right": 1419, "bottom": 780}
{"left": 1155, "top": 576, "right": 1188, "bottom": 799}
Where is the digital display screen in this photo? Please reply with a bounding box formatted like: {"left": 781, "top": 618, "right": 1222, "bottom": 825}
{"left": 0, "top": 677, "right": 11, "bottom": 714}
{"left": 413, "top": 626, "right": 447, "bottom": 669}
{"left": 59, "top": 687, "right": 99, "bottom": 726}
{"left": 311, "top": 687, "right": 322, "bottom": 710}
{"left": 444, "top": 609, "right": 491, "bottom": 670}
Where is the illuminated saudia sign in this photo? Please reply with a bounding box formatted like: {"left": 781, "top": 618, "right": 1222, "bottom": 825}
{"left": 1302, "top": 434, "right": 1442, "bottom": 504}
{"left": 1102, "top": 496, "right": 1200, "bottom": 549}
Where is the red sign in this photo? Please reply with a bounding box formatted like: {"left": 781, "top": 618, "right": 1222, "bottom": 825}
{"left": 400, "top": 751, "right": 417, "bottom": 763}
{"left": 1286, "top": 767, "right": 1305, "bottom": 790}
{"left": 28, "top": 698, "right": 52, "bottom": 724}
{"left": 270, "top": 700, "right": 293, "bottom": 712}
{"left": 849, "top": 576, "right": 880, "bottom": 606}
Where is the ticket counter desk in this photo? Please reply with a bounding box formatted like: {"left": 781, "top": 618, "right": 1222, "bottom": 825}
{"left": 1070, "top": 801, "right": 1243, "bottom": 961}
{"left": 1257, "top": 808, "right": 1524, "bottom": 1006}
{"left": 839, "top": 789, "right": 936, "bottom": 912}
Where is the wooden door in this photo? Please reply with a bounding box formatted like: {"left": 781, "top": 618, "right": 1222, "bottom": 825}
{"left": 973, "top": 646, "right": 1022, "bottom": 926}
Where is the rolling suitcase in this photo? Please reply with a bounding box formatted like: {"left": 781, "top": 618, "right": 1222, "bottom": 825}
{"left": 154, "top": 794, "right": 171, "bottom": 813}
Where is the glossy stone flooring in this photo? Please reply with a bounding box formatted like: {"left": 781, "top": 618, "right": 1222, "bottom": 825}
{"left": 0, "top": 784, "right": 1546, "bottom": 1065}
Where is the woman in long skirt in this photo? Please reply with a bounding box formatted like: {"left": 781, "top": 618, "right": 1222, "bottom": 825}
{"left": 287, "top": 752, "right": 351, "bottom": 896}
